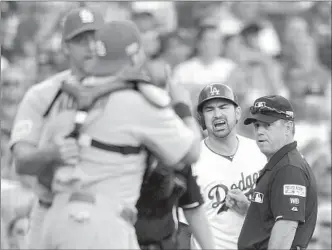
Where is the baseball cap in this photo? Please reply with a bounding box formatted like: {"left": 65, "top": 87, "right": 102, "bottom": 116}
{"left": 87, "top": 20, "right": 142, "bottom": 77}
{"left": 62, "top": 7, "right": 104, "bottom": 41}
{"left": 244, "top": 95, "right": 295, "bottom": 125}
{"left": 197, "top": 83, "right": 238, "bottom": 112}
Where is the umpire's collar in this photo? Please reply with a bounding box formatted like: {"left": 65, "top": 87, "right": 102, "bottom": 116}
{"left": 262, "top": 141, "right": 297, "bottom": 172}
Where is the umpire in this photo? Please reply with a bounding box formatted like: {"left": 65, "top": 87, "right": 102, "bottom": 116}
{"left": 228, "top": 95, "right": 318, "bottom": 250}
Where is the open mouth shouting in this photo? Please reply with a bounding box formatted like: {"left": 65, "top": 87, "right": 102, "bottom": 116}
{"left": 213, "top": 119, "right": 227, "bottom": 130}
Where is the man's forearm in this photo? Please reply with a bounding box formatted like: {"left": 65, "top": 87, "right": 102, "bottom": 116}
{"left": 13, "top": 143, "right": 57, "bottom": 176}
{"left": 268, "top": 219, "right": 298, "bottom": 250}
{"left": 184, "top": 206, "right": 216, "bottom": 249}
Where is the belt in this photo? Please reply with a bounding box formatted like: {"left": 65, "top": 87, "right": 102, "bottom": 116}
{"left": 38, "top": 199, "right": 52, "bottom": 209}
{"left": 68, "top": 192, "right": 137, "bottom": 225}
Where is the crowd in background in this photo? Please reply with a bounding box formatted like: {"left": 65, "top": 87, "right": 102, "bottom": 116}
{"left": 1, "top": 1, "right": 331, "bottom": 249}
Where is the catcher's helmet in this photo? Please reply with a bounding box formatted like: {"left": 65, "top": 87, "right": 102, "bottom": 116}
{"left": 197, "top": 83, "right": 238, "bottom": 130}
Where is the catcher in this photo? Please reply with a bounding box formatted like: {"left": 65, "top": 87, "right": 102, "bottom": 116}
{"left": 36, "top": 20, "right": 202, "bottom": 249}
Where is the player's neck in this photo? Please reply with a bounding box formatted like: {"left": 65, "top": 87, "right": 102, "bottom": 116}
{"left": 71, "top": 64, "right": 86, "bottom": 82}
{"left": 207, "top": 133, "right": 239, "bottom": 156}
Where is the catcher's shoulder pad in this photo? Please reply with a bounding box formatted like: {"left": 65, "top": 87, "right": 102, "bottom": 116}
{"left": 138, "top": 83, "right": 171, "bottom": 109}
{"left": 124, "top": 72, "right": 171, "bottom": 108}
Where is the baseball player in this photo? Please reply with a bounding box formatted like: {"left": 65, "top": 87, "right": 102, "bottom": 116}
{"left": 179, "top": 83, "right": 266, "bottom": 249}
{"left": 9, "top": 7, "right": 105, "bottom": 249}
{"left": 135, "top": 67, "right": 215, "bottom": 250}
{"left": 37, "top": 20, "right": 202, "bottom": 249}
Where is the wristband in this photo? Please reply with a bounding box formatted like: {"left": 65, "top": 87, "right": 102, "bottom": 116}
{"left": 173, "top": 102, "right": 192, "bottom": 119}
{"left": 37, "top": 164, "right": 61, "bottom": 191}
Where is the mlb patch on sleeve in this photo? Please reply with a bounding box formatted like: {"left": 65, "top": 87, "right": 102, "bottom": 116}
{"left": 283, "top": 185, "right": 306, "bottom": 197}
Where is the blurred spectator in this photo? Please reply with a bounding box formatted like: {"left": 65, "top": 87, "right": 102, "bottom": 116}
{"left": 192, "top": 1, "right": 222, "bottom": 27}
{"left": 225, "top": 25, "right": 287, "bottom": 105}
{"left": 7, "top": 215, "right": 30, "bottom": 249}
{"left": 306, "top": 2, "right": 331, "bottom": 44}
{"left": 1, "top": 66, "right": 33, "bottom": 132}
{"left": 311, "top": 146, "right": 331, "bottom": 200}
{"left": 316, "top": 202, "right": 332, "bottom": 249}
{"left": 220, "top": 2, "right": 281, "bottom": 56}
{"left": 146, "top": 30, "right": 193, "bottom": 87}
{"left": 1, "top": 216, "right": 10, "bottom": 249}
{"left": 307, "top": 2, "right": 332, "bottom": 71}
{"left": 85, "top": 2, "right": 131, "bottom": 22}
{"left": 131, "top": 11, "right": 161, "bottom": 60}
{"left": 282, "top": 17, "right": 331, "bottom": 122}
{"left": 131, "top": 1, "right": 177, "bottom": 34}
{"left": 308, "top": 201, "right": 332, "bottom": 249}
{"left": 172, "top": 25, "right": 236, "bottom": 85}
{"left": 1, "top": 182, "right": 36, "bottom": 249}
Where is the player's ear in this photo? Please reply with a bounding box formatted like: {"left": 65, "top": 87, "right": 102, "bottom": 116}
{"left": 131, "top": 49, "right": 145, "bottom": 67}
{"left": 62, "top": 40, "right": 70, "bottom": 56}
{"left": 284, "top": 120, "right": 293, "bottom": 136}
{"left": 235, "top": 105, "right": 242, "bottom": 123}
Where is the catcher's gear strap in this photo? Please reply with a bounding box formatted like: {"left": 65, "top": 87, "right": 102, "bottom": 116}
{"left": 78, "top": 134, "right": 143, "bottom": 155}
{"left": 42, "top": 87, "right": 63, "bottom": 117}
{"left": 61, "top": 79, "right": 157, "bottom": 156}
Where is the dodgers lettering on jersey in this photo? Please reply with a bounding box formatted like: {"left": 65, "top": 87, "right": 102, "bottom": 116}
{"left": 190, "top": 135, "right": 266, "bottom": 250}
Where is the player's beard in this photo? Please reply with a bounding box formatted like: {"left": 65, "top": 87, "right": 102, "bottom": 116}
{"left": 211, "top": 117, "right": 237, "bottom": 139}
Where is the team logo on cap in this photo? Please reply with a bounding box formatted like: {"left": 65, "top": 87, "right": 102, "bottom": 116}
{"left": 254, "top": 101, "right": 266, "bottom": 108}
{"left": 125, "top": 42, "right": 139, "bottom": 56}
{"left": 95, "top": 40, "right": 106, "bottom": 56}
{"left": 209, "top": 86, "right": 220, "bottom": 96}
{"left": 79, "top": 9, "right": 94, "bottom": 24}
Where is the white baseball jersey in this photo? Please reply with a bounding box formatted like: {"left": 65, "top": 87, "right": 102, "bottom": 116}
{"left": 189, "top": 135, "right": 266, "bottom": 249}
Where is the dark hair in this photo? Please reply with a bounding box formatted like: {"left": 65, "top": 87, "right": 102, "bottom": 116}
{"left": 158, "top": 30, "right": 190, "bottom": 55}
{"left": 196, "top": 24, "right": 219, "bottom": 43}
{"left": 191, "top": 24, "right": 219, "bottom": 58}
{"left": 240, "top": 23, "right": 262, "bottom": 45}
{"left": 131, "top": 11, "right": 154, "bottom": 21}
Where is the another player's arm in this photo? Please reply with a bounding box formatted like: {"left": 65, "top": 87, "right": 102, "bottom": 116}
{"left": 10, "top": 87, "right": 57, "bottom": 177}
{"left": 166, "top": 65, "right": 202, "bottom": 168}
{"left": 173, "top": 106, "right": 202, "bottom": 168}
{"left": 268, "top": 165, "right": 307, "bottom": 250}
{"left": 11, "top": 87, "right": 76, "bottom": 179}
{"left": 179, "top": 166, "right": 216, "bottom": 249}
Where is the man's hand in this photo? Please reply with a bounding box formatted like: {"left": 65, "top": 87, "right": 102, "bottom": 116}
{"left": 226, "top": 189, "right": 250, "bottom": 216}
{"left": 50, "top": 135, "right": 81, "bottom": 192}
{"left": 52, "top": 135, "right": 80, "bottom": 166}
{"left": 164, "top": 64, "right": 192, "bottom": 106}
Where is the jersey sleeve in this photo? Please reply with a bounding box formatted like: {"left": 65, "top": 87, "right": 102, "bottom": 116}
{"left": 178, "top": 165, "right": 204, "bottom": 210}
{"left": 270, "top": 165, "right": 308, "bottom": 223}
{"left": 9, "top": 87, "right": 45, "bottom": 149}
{"left": 135, "top": 99, "right": 195, "bottom": 167}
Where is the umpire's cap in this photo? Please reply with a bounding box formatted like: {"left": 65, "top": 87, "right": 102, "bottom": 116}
{"left": 87, "top": 20, "right": 142, "bottom": 77}
{"left": 197, "top": 83, "right": 238, "bottom": 112}
{"left": 244, "top": 95, "right": 295, "bottom": 125}
{"left": 62, "top": 7, "right": 104, "bottom": 41}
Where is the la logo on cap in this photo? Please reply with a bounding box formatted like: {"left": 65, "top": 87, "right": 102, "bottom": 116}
{"left": 95, "top": 40, "right": 106, "bottom": 56}
{"left": 209, "top": 86, "right": 220, "bottom": 96}
{"left": 79, "top": 9, "right": 94, "bottom": 23}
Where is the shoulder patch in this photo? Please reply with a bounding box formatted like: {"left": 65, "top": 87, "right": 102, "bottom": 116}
{"left": 283, "top": 184, "right": 306, "bottom": 197}
{"left": 138, "top": 83, "right": 171, "bottom": 108}
{"left": 12, "top": 120, "right": 33, "bottom": 138}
